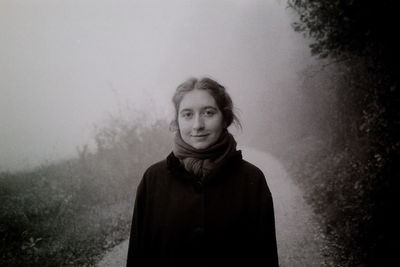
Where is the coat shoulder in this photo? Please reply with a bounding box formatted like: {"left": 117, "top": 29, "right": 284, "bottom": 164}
{"left": 142, "top": 158, "right": 169, "bottom": 179}
{"left": 237, "top": 158, "right": 272, "bottom": 195}
{"left": 238, "top": 159, "right": 266, "bottom": 180}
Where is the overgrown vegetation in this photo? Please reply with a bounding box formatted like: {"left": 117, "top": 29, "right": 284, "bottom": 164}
{"left": 283, "top": 1, "right": 399, "bottom": 266}
{"left": 0, "top": 116, "right": 171, "bottom": 266}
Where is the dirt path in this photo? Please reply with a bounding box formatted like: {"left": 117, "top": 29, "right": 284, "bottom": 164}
{"left": 97, "top": 147, "right": 331, "bottom": 266}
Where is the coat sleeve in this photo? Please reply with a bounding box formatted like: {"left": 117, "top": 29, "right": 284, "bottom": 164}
{"left": 254, "top": 172, "right": 280, "bottom": 266}
{"left": 126, "top": 174, "right": 147, "bottom": 267}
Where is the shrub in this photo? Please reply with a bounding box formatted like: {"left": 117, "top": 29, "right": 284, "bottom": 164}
{"left": 0, "top": 116, "right": 171, "bottom": 266}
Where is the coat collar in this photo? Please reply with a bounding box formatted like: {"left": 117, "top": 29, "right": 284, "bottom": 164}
{"left": 166, "top": 150, "right": 243, "bottom": 183}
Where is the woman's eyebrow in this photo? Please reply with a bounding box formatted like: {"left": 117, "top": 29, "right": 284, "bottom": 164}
{"left": 203, "top": 106, "right": 217, "bottom": 110}
{"left": 179, "top": 106, "right": 217, "bottom": 113}
{"left": 179, "top": 108, "right": 193, "bottom": 113}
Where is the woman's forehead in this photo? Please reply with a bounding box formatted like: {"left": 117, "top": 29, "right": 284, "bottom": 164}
{"left": 179, "top": 90, "right": 218, "bottom": 110}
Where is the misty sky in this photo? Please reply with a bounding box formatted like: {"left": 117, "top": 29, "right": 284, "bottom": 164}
{"left": 0, "top": 0, "right": 312, "bottom": 171}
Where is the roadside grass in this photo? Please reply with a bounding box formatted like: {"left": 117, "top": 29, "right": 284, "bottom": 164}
{"left": 279, "top": 136, "right": 383, "bottom": 266}
{"left": 0, "top": 118, "right": 171, "bottom": 266}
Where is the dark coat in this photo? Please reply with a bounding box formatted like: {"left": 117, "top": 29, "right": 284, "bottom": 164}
{"left": 127, "top": 150, "right": 279, "bottom": 267}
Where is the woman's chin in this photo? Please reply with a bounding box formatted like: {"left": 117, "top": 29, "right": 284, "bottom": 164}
{"left": 190, "top": 141, "right": 211, "bottom": 150}
{"left": 191, "top": 143, "right": 207, "bottom": 150}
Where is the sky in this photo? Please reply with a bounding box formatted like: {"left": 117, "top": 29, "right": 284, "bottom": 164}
{"left": 0, "top": 0, "right": 312, "bottom": 172}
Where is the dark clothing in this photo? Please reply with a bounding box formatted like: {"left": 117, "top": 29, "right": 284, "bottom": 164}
{"left": 127, "top": 150, "right": 279, "bottom": 267}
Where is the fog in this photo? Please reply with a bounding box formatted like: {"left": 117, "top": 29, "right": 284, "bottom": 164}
{"left": 0, "top": 0, "right": 313, "bottom": 172}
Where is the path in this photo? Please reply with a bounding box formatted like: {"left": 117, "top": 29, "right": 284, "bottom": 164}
{"left": 97, "top": 147, "right": 331, "bottom": 266}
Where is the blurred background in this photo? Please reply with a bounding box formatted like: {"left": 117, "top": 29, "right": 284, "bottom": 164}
{"left": 0, "top": 0, "right": 313, "bottom": 172}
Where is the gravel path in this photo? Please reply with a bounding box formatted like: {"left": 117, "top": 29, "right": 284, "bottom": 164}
{"left": 97, "top": 147, "right": 331, "bottom": 266}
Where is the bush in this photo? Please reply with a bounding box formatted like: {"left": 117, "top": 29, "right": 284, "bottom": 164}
{"left": 0, "top": 116, "right": 171, "bottom": 266}
{"left": 279, "top": 59, "right": 397, "bottom": 266}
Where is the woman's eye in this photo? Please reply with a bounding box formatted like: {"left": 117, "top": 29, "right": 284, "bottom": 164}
{"left": 181, "top": 112, "right": 192, "bottom": 118}
{"left": 204, "top": 110, "right": 215, "bottom": 117}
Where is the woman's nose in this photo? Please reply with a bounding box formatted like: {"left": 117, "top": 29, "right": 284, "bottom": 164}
{"left": 192, "top": 114, "right": 205, "bottom": 130}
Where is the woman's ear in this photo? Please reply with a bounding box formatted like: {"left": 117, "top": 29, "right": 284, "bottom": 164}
{"left": 169, "top": 120, "right": 179, "bottom": 132}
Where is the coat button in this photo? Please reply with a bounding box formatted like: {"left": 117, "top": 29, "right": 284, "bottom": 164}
{"left": 194, "top": 181, "right": 203, "bottom": 193}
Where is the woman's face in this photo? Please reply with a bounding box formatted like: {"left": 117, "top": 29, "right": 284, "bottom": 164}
{"left": 177, "top": 89, "right": 225, "bottom": 149}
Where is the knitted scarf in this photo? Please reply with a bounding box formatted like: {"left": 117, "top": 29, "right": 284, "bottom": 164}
{"left": 173, "top": 130, "right": 237, "bottom": 178}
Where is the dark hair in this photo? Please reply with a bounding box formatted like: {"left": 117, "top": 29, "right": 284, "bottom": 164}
{"left": 170, "top": 77, "right": 241, "bottom": 131}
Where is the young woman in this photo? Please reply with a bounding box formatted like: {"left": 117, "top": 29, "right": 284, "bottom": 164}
{"left": 126, "top": 77, "right": 279, "bottom": 266}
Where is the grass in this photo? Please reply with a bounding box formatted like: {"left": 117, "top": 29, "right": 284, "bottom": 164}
{"left": 0, "top": 118, "right": 171, "bottom": 266}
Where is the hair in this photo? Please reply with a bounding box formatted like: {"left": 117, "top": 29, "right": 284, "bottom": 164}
{"left": 170, "top": 77, "right": 242, "bottom": 132}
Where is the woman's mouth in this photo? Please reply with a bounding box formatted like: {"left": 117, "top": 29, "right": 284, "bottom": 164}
{"left": 191, "top": 134, "right": 209, "bottom": 138}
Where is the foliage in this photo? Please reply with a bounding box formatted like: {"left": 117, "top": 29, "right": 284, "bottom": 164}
{"left": 0, "top": 115, "right": 171, "bottom": 266}
{"left": 279, "top": 58, "right": 397, "bottom": 266}
{"left": 286, "top": 1, "right": 399, "bottom": 265}
{"left": 287, "top": 0, "right": 399, "bottom": 155}
{"left": 288, "top": 0, "right": 399, "bottom": 69}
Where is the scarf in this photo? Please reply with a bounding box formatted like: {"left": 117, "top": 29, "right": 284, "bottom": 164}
{"left": 172, "top": 130, "right": 237, "bottom": 178}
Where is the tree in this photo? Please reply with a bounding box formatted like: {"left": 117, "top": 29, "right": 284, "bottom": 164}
{"left": 287, "top": 0, "right": 399, "bottom": 265}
